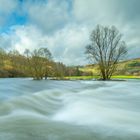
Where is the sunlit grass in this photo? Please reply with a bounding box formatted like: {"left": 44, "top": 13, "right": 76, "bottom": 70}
{"left": 64, "top": 75, "right": 140, "bottom": 80}
{"left": 112, "top": 75, "right": 140, "bottom": 79}
{"left": 64, "top": 76, "right": 96, "bottom": 80}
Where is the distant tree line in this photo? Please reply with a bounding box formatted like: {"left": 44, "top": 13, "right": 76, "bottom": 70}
{"left": 0, "top": 48, "right": 92, "bottom": 79}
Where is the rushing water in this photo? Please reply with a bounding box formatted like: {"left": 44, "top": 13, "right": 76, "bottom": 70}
{"left": 0, "top": 78, "right": 140, "bottom": 140}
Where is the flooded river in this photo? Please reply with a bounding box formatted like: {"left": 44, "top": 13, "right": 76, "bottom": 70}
{"left": 0, "top": 78, "right": 140, "bottom": 140}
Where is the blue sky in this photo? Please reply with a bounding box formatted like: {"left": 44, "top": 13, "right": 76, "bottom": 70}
{"left": 0, "top": 13, "right": 27, "bottom": 33}
{"left": 0, "top": 0, "right": 140, "bottom": 65}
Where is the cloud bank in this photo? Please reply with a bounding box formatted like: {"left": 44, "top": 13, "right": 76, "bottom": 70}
{"left": 0, "top": 0, "right": 140, "bottom": 65}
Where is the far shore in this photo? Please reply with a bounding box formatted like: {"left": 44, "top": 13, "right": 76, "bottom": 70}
{"left": 50, "top": 75, "right": 140, "bottom": 80}
{"left": 0, "top": 75, "right": 140, "bottom": 81}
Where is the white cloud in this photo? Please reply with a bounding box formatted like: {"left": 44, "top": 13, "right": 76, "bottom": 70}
{"left": 73, "top": 0, "right": 140, "bottom": 25}
{"left": 1, "top": 24, "right": 90, "bottom": 65}
{"left": 0, "top": 0, "right": 18, "bottom": 25}
{"left": 46, "top": 24, "right": 90, "bottom": 65}
{"left": 13, "top": 25, "right": 48, "bottom": 53}
{"left": 73, "top": 0, "right": 140, "bottom": 60}
{"left": 0, "top": 25, "right": 47, "bottom": 52}
{"left": 24, "top": 0, "right": 70, "bottom": 33}
{"left": 73, "top": 0, "right": 120, "bottom": 25}
{"left": 0, "top": 0, "right": 17, "bottom": 13}
{"left": 0, "top": 0, "right": 140, "bottom": 65}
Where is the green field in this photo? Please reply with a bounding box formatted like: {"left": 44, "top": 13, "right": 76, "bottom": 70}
{"left": 64, "top": 75, "right": 140, "bottom": 80}
{"left": 74, "top": 58, "right": 140, "bottom": 80}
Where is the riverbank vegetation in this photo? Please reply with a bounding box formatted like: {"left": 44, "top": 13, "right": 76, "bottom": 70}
{"left": 0, "top": 46, "right": 139, "bottom": 80}
{"left": 0, "top": 48, "right": 92, "bottom": 79}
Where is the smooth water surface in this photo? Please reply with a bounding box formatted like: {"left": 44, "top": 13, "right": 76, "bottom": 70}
{"left": 0, "top": 78, "right": 140, "bottom": 140}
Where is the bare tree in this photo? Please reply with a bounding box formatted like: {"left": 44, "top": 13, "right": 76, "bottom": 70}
{"left": 85, "top": 25, "right": 127, "bottom": 80}
{"left": 24, "top": 48, "right": 52, "bottom": 80}
{"left": 0, "top": 48, "right": 6, "bottom": 68}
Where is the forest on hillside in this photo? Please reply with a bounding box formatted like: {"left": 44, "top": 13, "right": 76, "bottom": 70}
{"left": 0, "top": 48, "right": 92, "bottom": 79}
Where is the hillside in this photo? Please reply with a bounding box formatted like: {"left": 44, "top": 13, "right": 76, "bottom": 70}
{"left": 80, "top": 58, "right": 140, "bottom": 76}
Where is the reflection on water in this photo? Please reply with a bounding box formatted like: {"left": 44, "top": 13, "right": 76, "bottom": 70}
{"left": 0, "top": 78, "right": 140, "bottom": 140}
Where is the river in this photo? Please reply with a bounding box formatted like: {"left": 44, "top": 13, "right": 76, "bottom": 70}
{"left": 0, "top": 78, "right": 140, "bottom": 140}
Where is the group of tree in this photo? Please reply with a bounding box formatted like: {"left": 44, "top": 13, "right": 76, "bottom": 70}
{"left": 0, "top": 48, "right": 92, "bottom": 79}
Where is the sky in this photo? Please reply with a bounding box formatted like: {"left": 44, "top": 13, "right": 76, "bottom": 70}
{"left": 0, "top": 0, "right": 140, "bottom": 65}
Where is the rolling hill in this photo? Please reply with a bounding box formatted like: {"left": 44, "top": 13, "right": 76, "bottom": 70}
{"left": 80, "top": 58, "right": 140, "bottom": 76}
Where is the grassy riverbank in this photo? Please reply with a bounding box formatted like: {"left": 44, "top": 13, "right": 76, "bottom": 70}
{"left": 64, "top": 75, "right": 140, "bottom": 80}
